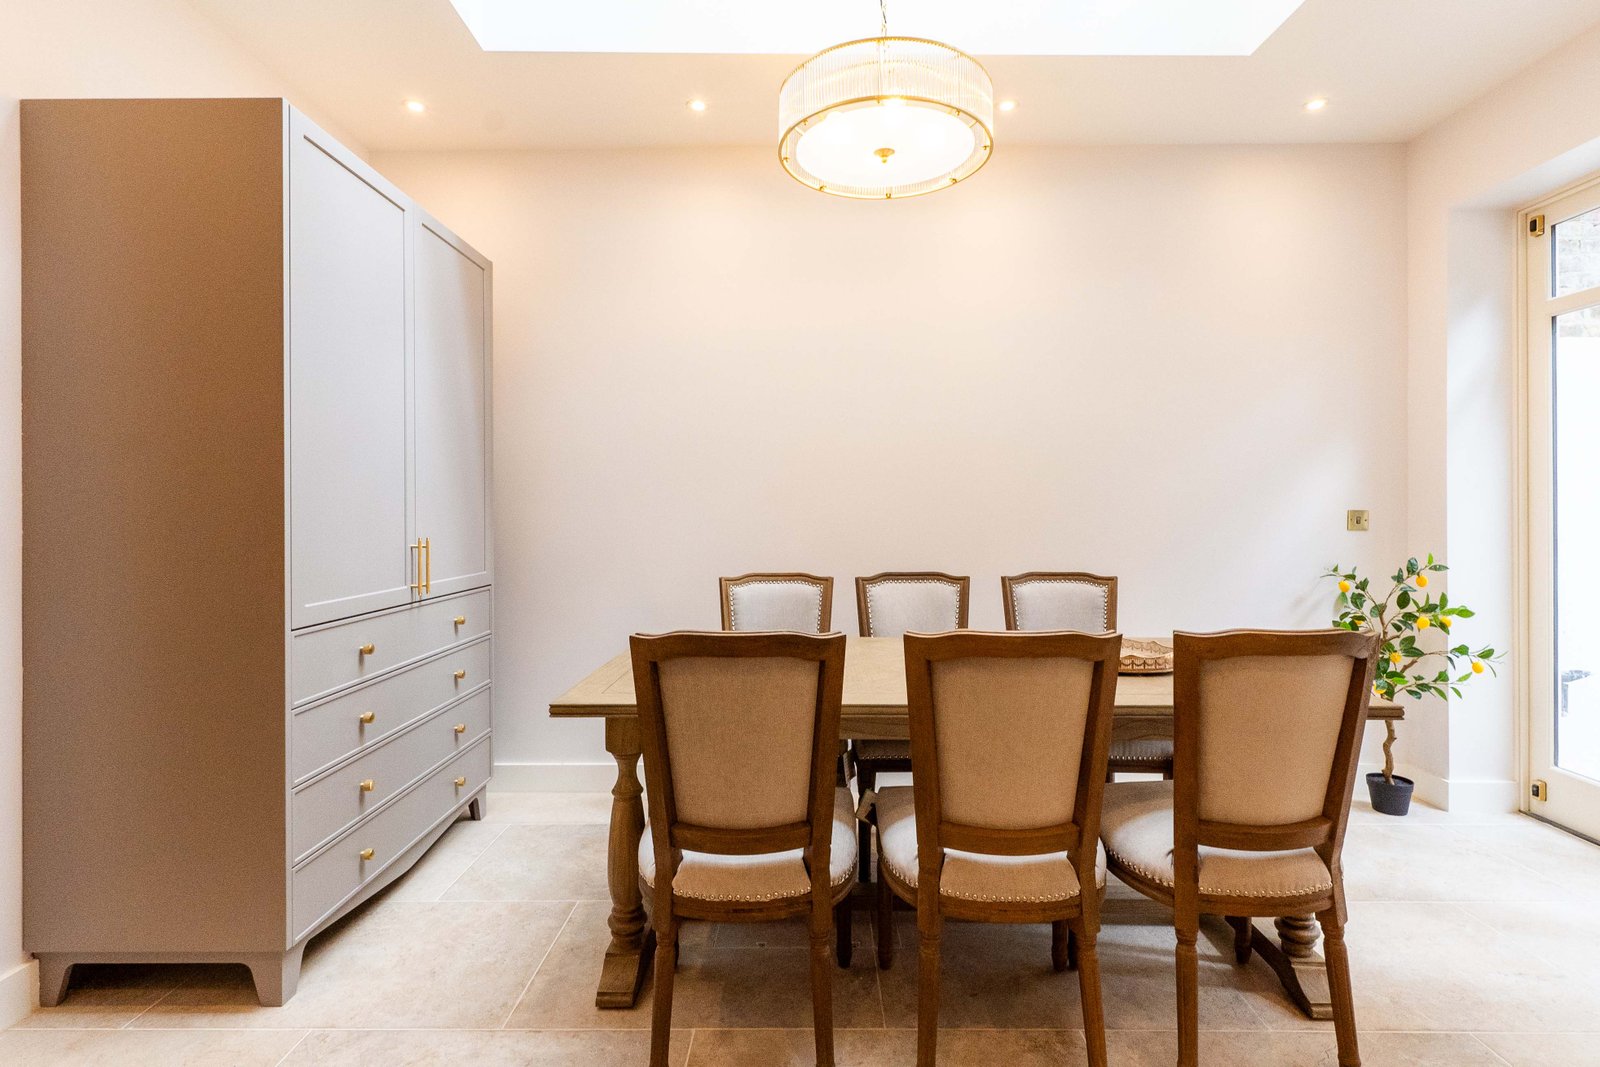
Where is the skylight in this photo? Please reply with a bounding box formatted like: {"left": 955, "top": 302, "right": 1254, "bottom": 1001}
{"left": 446, "top": 0, "right": 1308, "bottom": 57}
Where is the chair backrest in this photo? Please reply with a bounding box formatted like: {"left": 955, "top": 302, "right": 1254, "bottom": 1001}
{"left": 1002, "top": 572, "right": 1118, "bottom": 632}
{"left": 1171, "top": 629, "right": 1378, "bottom": 865}
{"left": 719, "top": 572, "right": 834, "bottom": 634}
{"left": 856, "top": 572, "right": 970, "bottom": 637}
{"left": 902, "top": 630, "right": 1121, "bottom": 897}
{"left": 630, "top": 631, "right": 846, "bottom": 897}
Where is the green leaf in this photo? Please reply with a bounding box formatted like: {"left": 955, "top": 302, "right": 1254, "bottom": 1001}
{"left": 1406, "top": 557, "right": 1420, "bottom": 575}
{"left": 1454, "top": 607, "right": 1475, "bottom": 618}
{"left": 1478, "top": 647, "right": 1495, "bottom": 659}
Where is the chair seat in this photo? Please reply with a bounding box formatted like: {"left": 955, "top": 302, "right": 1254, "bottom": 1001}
{"left": 853, "top": 738, "right": 911, "bottom": 765}
{"left": 639, "top": 787, "right": 858, "bottom": 904}
{"left": 1100, "top": 781, "right": 1333, "bottom": 901}
{"left": 874, "top": 786, "right": 1106, "bottom": 904}
{"left": 1109, "top": 737, "right": 1174, "bottom": 766}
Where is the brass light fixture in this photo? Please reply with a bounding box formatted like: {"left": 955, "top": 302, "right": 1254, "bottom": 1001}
{"left": 778, "top": 0, "right": 994, "bottom": 199}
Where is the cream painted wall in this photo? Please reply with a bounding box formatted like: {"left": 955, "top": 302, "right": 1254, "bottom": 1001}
{"left": 373, "top": 143, "right": 1410, "bottom": 786}
{"left": 0, "top": 0, "right": 362, "bottom": 1026}
{"left": 1406, "top": 22, "right": 1600, "bottom": 810}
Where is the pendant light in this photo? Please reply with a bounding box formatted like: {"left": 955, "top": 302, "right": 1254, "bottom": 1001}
{"left": 778, "top": 0, "right": 994, "bottom": 200}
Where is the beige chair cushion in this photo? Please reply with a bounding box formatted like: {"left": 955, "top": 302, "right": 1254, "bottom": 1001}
{"left": 1100, "top": 781, "right": 1332, "bottom": 900}
{"left": 863, "top": 579, "right": 962, "bottom": 637}
{"left": 727, "top": 580, "right": 825, "bottom": 633}
{"left": 1010, "top": 580, "right": 1110, "bottom": 632}
{"left": 658, "top": 655, "right": 817, "bottom": 829}
{"left": 874, "top": 786, "right": 1106, "bottom": 904}
{"left": 640, "top": 787, "right": 858, "bottom": 904}
{"left": 854, "top": 738, "right": 911, "bottom": 764}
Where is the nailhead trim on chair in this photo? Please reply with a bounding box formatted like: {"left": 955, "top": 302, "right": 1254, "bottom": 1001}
{"left": 863, "top": 578, "right": 962, "bottom": 635}
{"left": 728, "top": 579, "right": 825, "bottom": 633}
{"left": 1104, "top": 846, "right": 1333, "bottom": 899}
{"left": 1008, "top": 578, "right": 1109, "bottom": 631}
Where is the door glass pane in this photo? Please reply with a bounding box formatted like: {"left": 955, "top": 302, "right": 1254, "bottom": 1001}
{"left": 1554, "top": 206, "right": 1600, "bottom": 297}
{"left": 1554, "top": 303, "right": 1600, "bottom": 780}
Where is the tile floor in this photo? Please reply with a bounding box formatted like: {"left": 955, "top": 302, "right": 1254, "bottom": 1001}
{"left": 4, "top": 790, "right": 1600, "bottom": 1065}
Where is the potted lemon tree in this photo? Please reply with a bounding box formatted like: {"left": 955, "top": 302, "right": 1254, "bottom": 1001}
{"left": 1324, "top": 555, "right": 1500, "bottom": 816}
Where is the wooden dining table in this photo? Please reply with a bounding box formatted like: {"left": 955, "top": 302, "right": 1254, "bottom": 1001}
{"left": 548, "top": 635, "right": 1403, "bottom": 1019}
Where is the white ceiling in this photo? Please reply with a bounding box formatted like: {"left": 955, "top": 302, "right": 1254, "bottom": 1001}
{"left": 446, "top": 0, "right": 1306, "bottom": 56}
{"left": 188, "top": 0, "right": 1600, "bottom": 151}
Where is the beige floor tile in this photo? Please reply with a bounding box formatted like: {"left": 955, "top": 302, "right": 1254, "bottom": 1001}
{"left": 1475, "top": 1032, "right": 1600, "bottom": 1066}
{"left": 1342, "top": 823, "right": 1577, "bottom": 902}
{"left": 131, "top": 900, "right": 573, "bottom": 1030}
{"left": 481, "top": 790, "right": 613, "bottom": 825}
{"left": 382, "top": 819, "right": 508, "bottom": 902}
{"left": 15, "top": 963, "right": 209, "bottom": 1030}
{"left": 1458, "top": 898, "right": 1600, "bottom": 976}
{"left": 441, "top": 824, "right": 610, "bottom": 901}
{"left": 284, "top": 1027, "right": 691, "bottom": 1066}
{"left": 0, "top": 1027, "right": 307, "bottom": 1066}
{"left": 1449, "top": 819, "right": 1600, "bottom": 902}
{"left": 1107, "top": 1029, "right": 1506, "bottom": 1066}
{"left": 684, "top": 1027, "right": 916, "bottom": 1066}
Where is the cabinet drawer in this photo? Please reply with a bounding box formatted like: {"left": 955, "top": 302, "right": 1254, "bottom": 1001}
{"left": 293, "top": 737, "right": 492, "bottom": 938}
{"left": 292, "top": 637, "right": 492, "bottom": 782}
{"left": 293, "top": 685, "right": 492, "bottom": 860}
{"left": 292, "top": 589, "right": 490, "bottom": 705}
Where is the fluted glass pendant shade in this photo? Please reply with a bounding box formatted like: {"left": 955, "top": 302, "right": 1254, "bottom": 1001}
{"left": 779, "top": 36, "right": 994, "bottom": 200}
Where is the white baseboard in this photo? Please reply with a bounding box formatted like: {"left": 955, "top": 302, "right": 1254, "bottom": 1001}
{"left": 1357, "top": 761, "right": 1517, "bottom": 814}
{"left": 0, "top": 957, "right": 38, "bottom": 1029}
{"left": 493, "top": 761, "right": 615, "bottom": 792}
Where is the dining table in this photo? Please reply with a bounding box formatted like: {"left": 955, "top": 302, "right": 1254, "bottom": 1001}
{"left": 548, "top": 634, "right": 1404, "bottom": 1019}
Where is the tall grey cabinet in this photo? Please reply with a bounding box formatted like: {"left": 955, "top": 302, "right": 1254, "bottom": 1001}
{"left": 21, "top": 99, "right": 494, "bottom": 1006}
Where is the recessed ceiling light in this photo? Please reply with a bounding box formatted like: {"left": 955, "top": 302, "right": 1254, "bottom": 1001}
{"left": 998, "top": 99, "right": 1018, "bottom": 112}
{"left": 404, "top": 99, "right": 426, "bottom": 114}
{"left": 1304, "top": 97, "right": 1328, "bottom": 112}
{"left": 687, "top": 98, "right": 707, "bottom": 112}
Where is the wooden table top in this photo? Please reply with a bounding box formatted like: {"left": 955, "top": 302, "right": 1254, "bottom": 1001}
{"left": 549, "top": 636, "right": 1404, "bottom": 728}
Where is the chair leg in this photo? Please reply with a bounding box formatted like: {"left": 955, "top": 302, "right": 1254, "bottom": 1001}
{"left": 811, "top": 908, "right": 836, "bottom": 1067}
{"left": 916, "top": 915, "right": 941, "bottom": 1067}
{"left": 1175, "top": 918, "right": 1200, "bottom": 1067}
{"left": 1162, "top": 760, "right": 1174, "bottom": 781}
{"left": 856, "top": 763, "right": 876, "bottom": 884}
{"left": 1073, "top": 918, "right": 1108, "bottom": 1067}
{"left": 1226, "top": 915, "right": 1252, "bottom": 964}
{"left": 1319, "top": 907, "right": 1361, "bottom": 1066}
{"left": 875, "top": 858, "right": 895, "bottom": 969}
{"left": 835, "top": 894, "right": 853, "bottom": 968}
{"left": 650, "top": 923, "right": 677, "bottom": 1067}
{"left": 1051, "top": 919, "right": 1072, "bottom": 972}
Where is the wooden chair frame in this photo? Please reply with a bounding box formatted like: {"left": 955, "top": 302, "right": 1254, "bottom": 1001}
{"left": 1106, "top": 628, "right": 1378, "bottom": 1067}
{"left": 718, "top": 572, "right": 834, "bottom": 633}
{"left": 879, "top": 630, "right": 1121, "bottom": 1067}
{"left": 1000, "top": 571, "right": 1118, "bottom": 632}
{"left": 630, "top": 631, "right": 851, "bottom": 1067}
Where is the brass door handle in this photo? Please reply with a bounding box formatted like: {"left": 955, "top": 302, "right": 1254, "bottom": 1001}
{"left": 359, "top": 711, "right": 376, "bottom": 725}
{"left": 454, "top": 669, "right": 466, "bottom": 680}
{"left": 359, "top": 848, "right": 375, "bottom": 861}
{"left": 359, "top": 643, "right": 375, "bottom": 656}
{"left": 454, "top": 776, "right": 467, "bottom": 788}
{"left": 409, "top": 537, "right": 431, "bottom": 594}
{"left": 453, "top": 723, "right": 467, "bottom": 734}
{"left": 359, "top": 779, "right": 375, "bottom": 793}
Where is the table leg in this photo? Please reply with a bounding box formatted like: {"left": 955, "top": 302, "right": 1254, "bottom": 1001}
{"left": 1249, "top": 913, "right": 1332, "bottom": 1020}
{"left": 596, "top": 718, "right": 654, "bottom": 1009}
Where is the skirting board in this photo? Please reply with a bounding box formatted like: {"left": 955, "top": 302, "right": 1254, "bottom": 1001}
{"left": 1359, "top": 760, "right": 1518, "bottom": 814}
{"left": 0, "top": 957, "right": 39, "bottom": 1029}
{"left": 494, "top": 761, "right": 615, "bottom": 792}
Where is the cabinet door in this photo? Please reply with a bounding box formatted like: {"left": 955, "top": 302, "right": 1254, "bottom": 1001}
{"left": 413, "top": 212, "right": 491, "bottom": 599}
{"left": 288, "top": 112, "right": 415, "bottom": 628}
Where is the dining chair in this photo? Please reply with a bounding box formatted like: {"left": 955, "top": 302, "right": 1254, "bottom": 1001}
{"left": 850, "top": 572, "right": 971, "bottom": 879}
{"left": 1099, "top": 629, "right": 1379, "bottom": 1067}
{"left": 720, "top": 572, "right": 834, "bottom": 633}
{"left": 871, "top": 630, "right": 1120, "bottom": 1067}
{"left": 630, "top": 631, "right": 856, "bottom": 1067}
{"left": 1002, "top": 571, "right": 1174, "bottom": 781}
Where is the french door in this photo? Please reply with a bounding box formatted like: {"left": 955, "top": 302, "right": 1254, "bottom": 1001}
{"left": 1526, "top": 180, "right": 1600, "bottom": 839}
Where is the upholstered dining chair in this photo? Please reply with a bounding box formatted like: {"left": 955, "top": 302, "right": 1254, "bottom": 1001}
{"left": 850, "top": 572, "right": 970, "bottom": 879}
{"left": 1002, "top": 571, "right": 1174, "bottom": 781}
{"left": 630, "top": 631, "right": 856, "bottom": 1067}
{"left": 1099, "top": 629, "right": 1379, "bottom": 1067}
{"left": 720, "top": 572, "right": 834, "bottom": 633}
{"left": 870, "top": 630, "right": 1120, "bottom": 1067}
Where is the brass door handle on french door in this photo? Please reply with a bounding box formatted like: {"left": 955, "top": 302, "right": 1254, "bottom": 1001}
{"left": 410, "top": 537, "right": 432, "bottom": 595}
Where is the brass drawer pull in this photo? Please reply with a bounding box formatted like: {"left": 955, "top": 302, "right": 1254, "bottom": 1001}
{"left": 359, "top": 779, "right": 375, "bottom": 793}
{"left": 454, "top": 776, "right": 467, "bottom": 788}
{"left": 359, "top": 848, "right": 374, "bottom": 861}
{"left": 453, "top": 723, "right": 467, "bottom": 734}
{"left": 358, "top": 643, "right": 375, "bottom": 656}
{"left": 454, "top": 669, "right": 467, "bottom": 680}
{"left": 454, "top": 615, "right": 467, "bottom": 627}
{"left": 358, "top": 711, "right": 376, "bottom": 725}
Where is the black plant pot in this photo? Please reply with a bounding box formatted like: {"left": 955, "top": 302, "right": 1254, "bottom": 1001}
{"left": 1366, "top": 772, "right": 1414, "bottom": 816}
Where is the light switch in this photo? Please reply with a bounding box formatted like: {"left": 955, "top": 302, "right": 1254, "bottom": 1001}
{"left": 1347, "top": 509, "right": 1370, "bottom": 532}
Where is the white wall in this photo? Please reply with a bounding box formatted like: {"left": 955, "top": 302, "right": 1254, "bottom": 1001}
{"left": 373, "top": 143, "right": 1410, "bottom": 786}
{"left": 1405, "top": 22, "right": 1600, "bottom": 810}
{"left": 0, "top": 0, "right": 359, "bottom": 1027}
